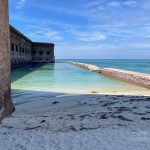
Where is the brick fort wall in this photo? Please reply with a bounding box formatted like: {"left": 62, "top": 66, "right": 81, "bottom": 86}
{"left": 32, "top": 42, "right": 55, "bottom": 63}
{"left": 10, "top": 26, "right": 55, "bottom": 67}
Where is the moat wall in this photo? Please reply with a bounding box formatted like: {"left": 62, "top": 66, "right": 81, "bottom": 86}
{"left": 69, "top": 62, "right": 150, "bottom": 89}
{"left": 0, "top": 0, "right": 14, "bottom": 121}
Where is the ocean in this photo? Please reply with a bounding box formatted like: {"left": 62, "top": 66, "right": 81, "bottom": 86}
{"left": 58, "top": 59, "right": 150, "bottom": 73}
{"left": 11, "top": 59, "right": 150, "bottom": 94}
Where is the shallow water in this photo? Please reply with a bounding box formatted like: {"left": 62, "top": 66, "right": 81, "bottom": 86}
{"left": 11, "top": 60, "right": 150, "bottom": 95}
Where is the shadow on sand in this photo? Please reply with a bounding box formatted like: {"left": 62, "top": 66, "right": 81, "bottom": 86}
{"left": 1, "top": 88, "right": 149, "bottom": 132}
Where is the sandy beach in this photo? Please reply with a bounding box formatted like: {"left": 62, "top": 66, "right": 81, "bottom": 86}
{"left": 0, "top": 90, "right": 150, "bottom": 150}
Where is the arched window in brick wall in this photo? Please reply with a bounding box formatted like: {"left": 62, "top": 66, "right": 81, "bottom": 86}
{"left": 32, "top": 50, "right": 36, "bottom": 54}
{"left": 19, "top": 46, "right": 21, "bottom": 53}
{"left": 11, "top": 44, "right": 15, "bottom": 51}
{"left": 39, "top": 51, "right": 43, "bottom": 55}
{"left": 16, "top": 45, "right": 18, "bottom": 52}
{"left": 47, "top": 51, "right": 50, "bottom": 55}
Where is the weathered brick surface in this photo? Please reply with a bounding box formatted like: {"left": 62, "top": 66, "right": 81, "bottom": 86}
{"left": 10, "top": 26, "right": 55, "bottom": 66}
{"left": 32, "top": 42, "right": 55, "bottom": 63}
{"left": 0, "top": 0, "right": 14, "bottom": 121}
{"left": 10, "top": 25, "right": 32, "bottom": 66}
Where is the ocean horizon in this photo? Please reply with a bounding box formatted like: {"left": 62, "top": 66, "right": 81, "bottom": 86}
{"left": 57, "top": 59, "right": 150, "bottom": 73}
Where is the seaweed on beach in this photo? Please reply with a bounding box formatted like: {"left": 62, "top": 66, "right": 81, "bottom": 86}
{"left": 141, "top": 117, "right": 150, "bottom": 120}
{"left": 102, "top": 101, "right": 118, "bottom": 107}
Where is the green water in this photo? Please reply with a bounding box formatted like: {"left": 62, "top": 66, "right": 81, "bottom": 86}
{"left": 11, "top": 60, "right": 150, "bottom": 95}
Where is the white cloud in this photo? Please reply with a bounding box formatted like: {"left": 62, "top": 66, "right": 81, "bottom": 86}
{"left": 58, "top": 41, "right": 150, "bottom": 52}
{"left": 74, "top": 32, "right": 107, "bottom": 41}
{"left": 29, "top": 30, "right": 63, "bottom": 41}
{"left": 16, "top": 0, "right": 27, "bottom": 9}
{"left": 123, "top": 1, "right": 137, "bottom": 7}
{"left": 32, "top": 2, "right": 87, "bottom": 18}
{"left": 85, "top": 0, "right": 101, "bottom": 8}
{"left": 107, "top": 1, "right": 137, "bottom": 8}
{"left": 143, "top": 1, "right": 150, "bottom": 9}
{"left": 26, "top": 24, "right": 64, "bottom": 42}
{"left": 107, "top": 1, "right": 120, "bottom": 7}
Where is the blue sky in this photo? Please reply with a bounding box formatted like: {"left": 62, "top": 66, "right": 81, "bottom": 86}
{"left": 9, "top": 0, "right": 150, "bottom": 59}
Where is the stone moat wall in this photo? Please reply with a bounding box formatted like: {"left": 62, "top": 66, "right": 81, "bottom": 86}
{"left": 69, "top": 62, "right": 150, "bottom": 90}
{"left": 0, "top": 0, "right": 14, "bottom": 121}
{"left": 100, "top": 68, "right": 150, "bottom": 89}
{"left": 10, "top": 26, "right": 55, "bottom": 67}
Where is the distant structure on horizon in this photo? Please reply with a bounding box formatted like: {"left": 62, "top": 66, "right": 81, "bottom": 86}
{"left": 10, "top": 25, "right": 55, "bottom": 67}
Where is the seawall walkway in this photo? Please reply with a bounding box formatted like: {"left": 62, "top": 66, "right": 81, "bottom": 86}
{"left": 69, "top": 61, "right": 150, "bottom": 89}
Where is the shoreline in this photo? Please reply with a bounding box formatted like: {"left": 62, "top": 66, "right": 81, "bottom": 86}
{"left": 12, "top": 87, "right": 150, "bottom": 97}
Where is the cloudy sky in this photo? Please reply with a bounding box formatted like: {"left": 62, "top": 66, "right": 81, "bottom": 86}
{"left": 9, "top": 0, "right": 150, "bottom": 59}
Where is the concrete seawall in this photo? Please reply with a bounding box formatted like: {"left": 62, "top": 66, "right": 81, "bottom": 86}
{"left": 69, "top": 62, "right": 150, "bottom": 89}
{"left": 69, "top": 61, "right": 101, "bottom": 72}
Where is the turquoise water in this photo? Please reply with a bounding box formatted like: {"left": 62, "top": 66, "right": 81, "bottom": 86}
{"left": 11, "top": 60, "right": 150, "bottom": 94}
{"left": 58, "top": 59, "right": 150, "bottom": 73}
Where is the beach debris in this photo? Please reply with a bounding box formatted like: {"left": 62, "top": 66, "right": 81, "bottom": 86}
{"left": 25, "top": 126, "right": 41, "bottom": 130}
{"left": 141, "top": 117, "right": 150, "bottom": 120}
{"left": 52, "top": 101, "right": 59, "bottom": 105}
{"left": 117, "top": 115, "right": 132, "bottom": 122}
{"left": 91, "top": 91, "right": 98, "bottom": 93}
{"left": 41, "top": 120, "right": 46, "bottom": 123}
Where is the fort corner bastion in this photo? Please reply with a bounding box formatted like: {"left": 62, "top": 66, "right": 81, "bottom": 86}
{"left": 10, "top": 25, "right": 55, "bottom": 67}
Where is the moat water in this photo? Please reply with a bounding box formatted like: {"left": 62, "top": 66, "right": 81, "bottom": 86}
{"left": 11, "top": 59, "right": 150, "bottom": 95}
